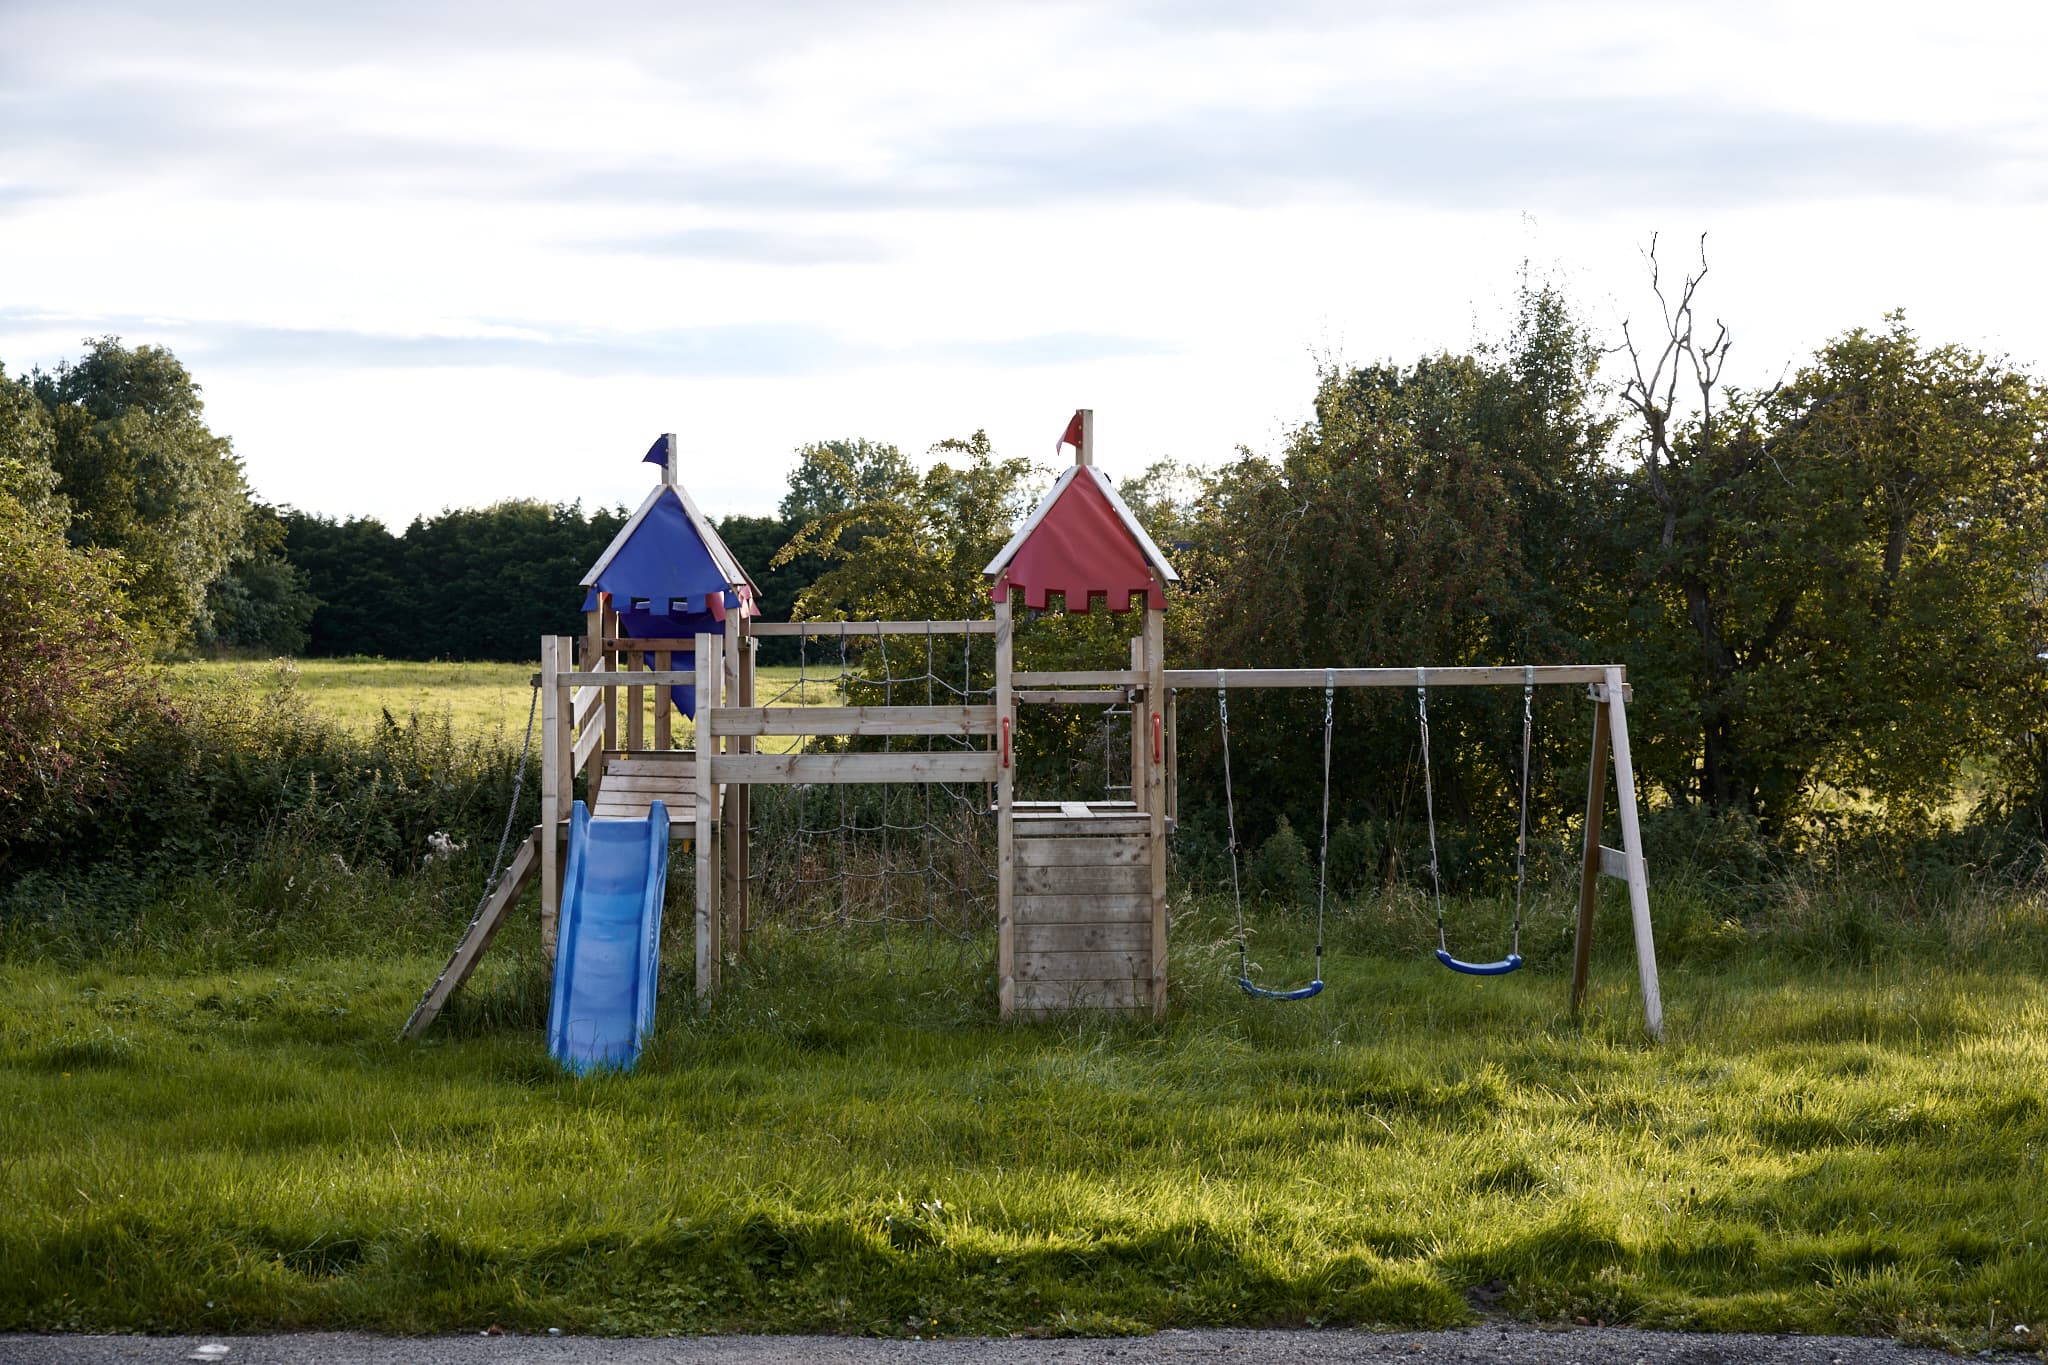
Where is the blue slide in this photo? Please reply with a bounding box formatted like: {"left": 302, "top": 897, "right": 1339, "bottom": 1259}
{"left": 547, "top": 799, "right": 669, "bottom": 1075}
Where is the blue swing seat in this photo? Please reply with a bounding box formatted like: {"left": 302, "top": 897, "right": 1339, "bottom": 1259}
{"left": 1239, "top": 976, "right": 1325, "bottom": 1001}
{"left": 1435, "top": 949, "right": 1523, "bottom": 976}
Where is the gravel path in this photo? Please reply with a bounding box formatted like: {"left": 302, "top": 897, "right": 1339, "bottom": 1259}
{"left": 0, "top": 1328, "right": 1973, "bottom": 1365}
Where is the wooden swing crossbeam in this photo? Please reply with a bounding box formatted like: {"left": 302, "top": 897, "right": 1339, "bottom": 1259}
{"left": 1161, "top": 665, "right": 1617, "bottom": 689}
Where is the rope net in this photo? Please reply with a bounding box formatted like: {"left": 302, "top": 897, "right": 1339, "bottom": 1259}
{"left": 741, "top": 626, "right": 998, "bottom": 960}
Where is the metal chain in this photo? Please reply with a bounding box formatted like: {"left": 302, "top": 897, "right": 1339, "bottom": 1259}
{"left": 1314, "top": 669, "right": 1332, "bottom": 977}
{"left": 1418, "top": 668, "right": 1448, "bottom": 950}
{"left": 1219, "top": 672, "right": 1251, "bottom": 979}
{"left": 1513, "top": 665, "right": 1533, "bottom": 956}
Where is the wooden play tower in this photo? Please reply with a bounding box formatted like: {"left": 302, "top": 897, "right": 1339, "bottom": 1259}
{"left": 986, "top": 409, "right": 1179, "bottom": 1017}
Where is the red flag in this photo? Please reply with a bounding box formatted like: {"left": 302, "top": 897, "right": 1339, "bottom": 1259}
{"left": 1056, "top": 410, "right": 1084, "bottom": 453}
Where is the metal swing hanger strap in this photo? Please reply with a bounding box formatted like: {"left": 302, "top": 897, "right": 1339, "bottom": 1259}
{"left": 1229, "top": 666, "right": 1326, "bottom": 1002}
{"left": 1423, "top": 664, "right": 1524, "bottom": 977}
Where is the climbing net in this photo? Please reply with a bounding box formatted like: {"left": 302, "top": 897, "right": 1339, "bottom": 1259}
{"left": 743, "top": 626, "right": 998, "bottom": 954}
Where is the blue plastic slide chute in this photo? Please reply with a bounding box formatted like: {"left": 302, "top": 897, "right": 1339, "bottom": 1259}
{"left": 547, "top": 799, "right": 669, "bottom": 1075}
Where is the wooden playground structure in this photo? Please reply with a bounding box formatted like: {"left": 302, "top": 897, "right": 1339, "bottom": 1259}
{"left": 404, "top": 413, "right": 1663, "bottom": 1043}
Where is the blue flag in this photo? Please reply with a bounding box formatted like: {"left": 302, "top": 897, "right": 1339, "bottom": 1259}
{"left": 642, "top": 434, "right": 672, "bottom": 467}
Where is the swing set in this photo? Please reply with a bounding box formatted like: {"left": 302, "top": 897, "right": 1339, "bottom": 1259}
{"left": 1201, "top": 663, "right": 1661, "bottom": 1036}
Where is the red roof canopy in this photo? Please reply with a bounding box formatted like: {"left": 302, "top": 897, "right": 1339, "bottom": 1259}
{"left": 991, "top": 470, "right": 1164, "bottom": 612}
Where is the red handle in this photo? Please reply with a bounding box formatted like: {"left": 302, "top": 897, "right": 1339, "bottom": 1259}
{"left": 1001, "top": 715, "right": 1011, "bottom": 769}
{"left": 1152, "top": 711, "right": 1162, "bottom": 764}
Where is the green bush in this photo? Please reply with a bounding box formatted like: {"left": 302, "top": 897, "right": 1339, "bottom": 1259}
{"left": 0, "top": 492, "right": 170, "bottom": 862}
{"left": 1247, "top": 816, "right": 1314, "bottom": 907}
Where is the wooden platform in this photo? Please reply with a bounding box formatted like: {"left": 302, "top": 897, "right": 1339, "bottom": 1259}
{"left": 1011, "top": 807, "right": 1158, "bottom": 1015}
{"left": 593, "top": 750, "right": 698, "bottom": 823}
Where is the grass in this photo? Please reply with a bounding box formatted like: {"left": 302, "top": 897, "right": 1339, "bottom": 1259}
{"left": 168, "top": 658, "right": 836, "bottom": 738}
{"left": 17, "top": 659, "right": 2040, "bottom": 1345}
{"left": 2, "top": 877, "right": 2046, "bottom": 1345}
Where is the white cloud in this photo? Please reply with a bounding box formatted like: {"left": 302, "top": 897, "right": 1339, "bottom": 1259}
{"left": 2, "top": 0, "right": 2044, "bottom": 528}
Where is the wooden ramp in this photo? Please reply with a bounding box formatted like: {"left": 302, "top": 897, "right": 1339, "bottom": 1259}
{"left": 400, "top": 825, "right": 542, "bottom": 1041}
{"left": 1010, "top": 803, "right": 1159, "bottom": 1015}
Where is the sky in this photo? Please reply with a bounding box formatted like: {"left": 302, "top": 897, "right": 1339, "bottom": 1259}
{"left": 3, "top": 0, "right": 2044, "bottom": 527}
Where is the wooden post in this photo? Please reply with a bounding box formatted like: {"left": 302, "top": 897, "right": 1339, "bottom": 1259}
{"left": 1075, "top": 409, "right": 1094, "bottom": 466}
{"left": 737, "top": 634, "right": 756, "bottom": 939}
{"left": 694, "top": 633, "right": 719, "bottom": 1004}
{"left": 600, "top": 597, "right": 618, "bottom": 761}
{"left": 539, "top": 635, "right": 563, "bottom": 964}
{"left": 1571, "top": 695, "right": 1611, "bottom": 1017}
{"left": 995, "top": 595, "right": 1016, "bottom": 1019}
{"left": 1605, "top": 666, "right": 1663, "bottom": 1040}
{"left": 1128, "top": 636, "right": 1147, "bottom": 802}
{"left": 721, "top": 607, "right": 743, "bottom": 952}
{"left": 585, "top": 607, "right": 607, "bottom": 803}
{"left": 653, "top": 649, "right": 672, "bottom": 751}
{"left": 1144, "top": 601, "right": 1167, "bottom": 1018}
{"left": 1164, "top": 686, "right": 1178, "bottom": 830}
{"left": 626, "top": 647, "right": 646, "bottom": 753}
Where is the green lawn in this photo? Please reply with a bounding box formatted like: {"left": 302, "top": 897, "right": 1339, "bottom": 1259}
{"left": 3, "top": 900, "right": 2044, "bottom": 1344}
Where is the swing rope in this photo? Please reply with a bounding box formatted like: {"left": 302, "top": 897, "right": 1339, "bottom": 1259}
{"left": 1224, "top": 669, "right": 1328, "bottom": 1001}
{"left": 1419, "top": 665, "right": 1528, "bottom": 976}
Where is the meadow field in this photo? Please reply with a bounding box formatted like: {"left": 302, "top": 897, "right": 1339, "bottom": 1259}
{"left": 4, "top": 660, "right": 2044, "bottom": 1346}
{"left": 169, "top": 658, "right": 835, "bottom": 737}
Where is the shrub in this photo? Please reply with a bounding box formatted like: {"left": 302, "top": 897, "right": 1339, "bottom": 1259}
{"left": 0, "top": 493, "right": 169, "bottom": 864}
{"left": 1248, "top": 815, "right": 1314, "bottom": 907}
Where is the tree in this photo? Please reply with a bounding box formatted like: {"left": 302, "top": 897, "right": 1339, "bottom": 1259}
{"left": 32, "top": 338, "right": 250, "bottom": 644}
{"left": 1618, "top": 241, "right": 2048, "bottom": 827}
{"left": 195, "top": 502, "right": 319, "bottom": 656}
{"left": 775, "top": 432, "right": 1036, "bottom": 623}
{"left": 0, "top": 367, "right": 62, "bottom": 525}
{"left": 777, "top": 438, "right": 914, "bottom": 528}
{"left": 1170, "top": 280, "right": 1620, "bottom": 866}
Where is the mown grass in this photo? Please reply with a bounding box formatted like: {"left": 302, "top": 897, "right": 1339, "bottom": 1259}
{"left": 169, "top": 658, "right": 832, "bottom": 737}
{"left": 3, "top": 870, "right": 2045, "bottom": 1347}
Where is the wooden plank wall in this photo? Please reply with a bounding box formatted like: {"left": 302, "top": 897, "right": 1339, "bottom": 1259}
{"left": 1011, "top": 826, "right": 1154, "bottom": 1014}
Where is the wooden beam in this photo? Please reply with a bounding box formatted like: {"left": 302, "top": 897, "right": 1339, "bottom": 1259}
{"left": 1012, "top": 815, "right": 1151, "bottom": 838}
{"left": 1605, "top": 665, "right": 1663, "bottom": 1041}
{"left": 1015, "top": 980, "right": 1147, "bottom": 1012}
{"left": 1164, "top": 665, "right": 1619, "bottom": 689}
{"left": 1012, "top": 670, "right": 1139, "bottom": 687}
{"left": 1015, "top": 689, "right": 1131, "bottom": 705}
{"left": 707, "top": 752, "right": 999, "bottom": 785}
{"left": 603, "top": 636, "right": 698, "bottom": 651}
{"left": 399, "top": 826, "right": 542, "bottom": 1041}
{"left": 557, "top": 669, "right": 695, "bottom": 688}
{"left": 572, "top": 713, "right": 605, "bottom": 773}
{"left": 702, "top": 704, "right": 998, "bottom": 737}
{"left": 748, "top": 619, "right": 999, "bottom": 637}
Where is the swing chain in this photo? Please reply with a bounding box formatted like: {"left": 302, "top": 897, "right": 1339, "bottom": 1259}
{"left": 1512, "top": 664, "right": 1534, "bottom": 954}
{"left": 1219, "top": 671, "right": 1250, "bottom": 982}
{"left": 1417, "top": 668, "right": 1448, "bottom": 948}
{"left": 1315, "top": 669, "right": 1332, "bottom": 978}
